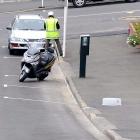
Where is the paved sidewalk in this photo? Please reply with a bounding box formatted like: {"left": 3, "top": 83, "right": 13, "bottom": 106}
{"left": 60, "top": 34, "right": 140, "bottom": 140}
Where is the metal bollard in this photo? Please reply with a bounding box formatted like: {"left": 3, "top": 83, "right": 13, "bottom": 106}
{"left": 79, "top": 34, "right": 90, "bottom": 78}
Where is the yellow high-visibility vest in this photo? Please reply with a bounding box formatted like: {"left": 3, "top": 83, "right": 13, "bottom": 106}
{"left": 45, "top": 17, "right": 60, "bottom": 39}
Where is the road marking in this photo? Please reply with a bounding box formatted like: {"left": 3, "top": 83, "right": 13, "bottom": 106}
{"left": 4, "top": 74, "right": 18, "bottom": 77}
{"left": 1, "top": 46, "right": 7, "bottom": 48}
{"left": 62, "top": 10, "right": 140, "bottom": 19}
{"left": 0, "top": 0, "right": 16, "bottom": 3}
{"left": 0, "top": 0, "right": 31, "bottom": 3}
{"left": 3, "top": 56, "right": 21, "bottom": 59}
{"left": 4, "top": 84, "right": 8, "bottom": 87}
{"left": 3, "top": 84, "right": 40, "bottom": 89}
{"left": 127, "top": 11, "right": 135, "bottom": 14}
{"left": 102, "top": 98, "right": 122, "bottom": 106}
{"left": 2, "top": 96, "right": 75, "bottom": 106}
{"left": 42, "top": 10, "right": 46, "bottom": 12}
{"left": 3, "top": 84, "right": 63, "bottom": 90}
{"left": 120, "top": 16, "right": 140, "bottom": 21}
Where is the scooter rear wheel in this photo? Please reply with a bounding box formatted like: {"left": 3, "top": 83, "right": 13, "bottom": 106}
{"left": 37, "top": 73, "right": 48, "bottom": 81}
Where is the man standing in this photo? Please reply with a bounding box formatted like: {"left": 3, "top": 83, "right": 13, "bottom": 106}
{"left": 44, "top": 11, "right": 63, "bottom": 56}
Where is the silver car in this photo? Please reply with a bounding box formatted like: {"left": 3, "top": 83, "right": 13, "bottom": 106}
{"left": 6, "top": 14, "right": 46, "bottom": 55}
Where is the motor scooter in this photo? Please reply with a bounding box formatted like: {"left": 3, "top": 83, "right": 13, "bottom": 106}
{"left": 19, "top": 42, "right": 56, "bottom": 82}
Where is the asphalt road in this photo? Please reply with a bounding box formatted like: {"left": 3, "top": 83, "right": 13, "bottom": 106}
{"left": 0, "top": 44, "right": 102, "bottom": 139}
{"left": 0, "top": 2, "right": 104, "bottom": 140}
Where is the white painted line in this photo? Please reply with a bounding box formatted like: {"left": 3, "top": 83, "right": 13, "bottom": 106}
{"left": 42, "top": 10, "right": 46, "bottom": 12}
{"left": 0, "top": 0, "right": 31, "bottom": 3}
{"left": 127, "top": 11, "right": 135, "bottom": 14}
{"left": 4, "top": 74, "right": 18, "bottom": 77}
{"left": 59, "top": 9, "right": 140, "bottom": 20}
{"left": 3, "top": 96, "right": 8, "bottom": 98}
{"left": 1, "top": 46, "right": 7, "bottom": 48}
{"left": 120, "top": 16, "right": 140, "bottom": 21}
{"left": 2, "top": 96, "right": 72, "bottom": 105}
{"left": 58, "top": 10, "right": 140, "bottom": 19}
{"left": 3, "top": 56, "right": 21, "bottom": 59}
{"left": 3, "top": 84, "right": 40, "bottom": 89}
{"left": 3, "top": 84, "right": 8, "bottom": 87}
{"left": 102, "top": 98, "right": 122, "bottom": 106}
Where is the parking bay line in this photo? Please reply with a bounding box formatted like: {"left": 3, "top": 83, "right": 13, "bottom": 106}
{"left": 1, "top": 46, "right": 7, "bottom": 48}
{"left": 3, "top": 56, "right": 21, "bottom": 59}
{"left": 3, "top": 84, "right": 60, "bottom": 90}
{"left": 4, "top": 74, "right": 18, "bottom": 77}
{"left": 1, "top": 96, "right": 69, "bottom": 105}
{"left": 3, "top": 84, "right": 42, "bottom": 89}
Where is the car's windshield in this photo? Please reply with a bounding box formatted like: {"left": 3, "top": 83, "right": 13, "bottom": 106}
{"left": 13, "top": 19, "right": 44, "bottom": 30}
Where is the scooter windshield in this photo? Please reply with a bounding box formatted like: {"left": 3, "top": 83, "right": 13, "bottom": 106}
{"left": 27, "top": 44, "right": 44, "bottom": 56}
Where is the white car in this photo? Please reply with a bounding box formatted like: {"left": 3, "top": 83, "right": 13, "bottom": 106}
{"left": 6, "top": 14, "right": 46, "bottom": 55}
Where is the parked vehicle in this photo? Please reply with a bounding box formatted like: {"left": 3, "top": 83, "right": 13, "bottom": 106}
{"left": 60, "top": 0, "right": 137, "bottom": 8}
{"left": 6, "top": 14, "right": 46, "bottom": 55}
{"left": 19, "top": 42, "right": 56, "bottom": 82}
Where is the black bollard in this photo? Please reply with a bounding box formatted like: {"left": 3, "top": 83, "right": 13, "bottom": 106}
{"left": 79, "top": 34, "right": 90, "bottom": 78}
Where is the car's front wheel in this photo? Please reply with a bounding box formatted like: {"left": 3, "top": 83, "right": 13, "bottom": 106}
{"left": 72, "top": 0, "right": 86, "bottom": 7}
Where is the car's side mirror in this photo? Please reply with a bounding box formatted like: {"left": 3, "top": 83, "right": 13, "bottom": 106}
{"left": 6, "top": 27, "right": 12, "bottom": 30}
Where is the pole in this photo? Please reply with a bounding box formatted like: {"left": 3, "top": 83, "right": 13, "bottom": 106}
{"left": 79, "top": 35, "right": 90, "bottom": 78}
{"left": 79, "top": 51, "right": 87, "bottom": 77}
{"left": 41, "top": 0, "right": 44, "bottom": 8}
{"left": 62, "top": 0, "right": 68, "bottom": 57}
{"left": 38, "top": 0, "right": 45, "bottom": 8}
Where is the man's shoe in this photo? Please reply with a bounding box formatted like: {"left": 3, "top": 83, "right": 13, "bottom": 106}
{"left": 60, "top": 52, "right": 63, "bottom": 56}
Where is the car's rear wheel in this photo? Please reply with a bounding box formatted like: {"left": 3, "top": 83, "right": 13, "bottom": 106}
{"left": 72, "top": 0, "right": 86, "bottom": 7}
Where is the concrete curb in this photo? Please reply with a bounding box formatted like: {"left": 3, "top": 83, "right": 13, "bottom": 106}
{"left": 65, "top": 75, "right": 129, "bottom": 140}
{"left": 59, "top": 59, "right": 131, "bottom": 140}
{"left": 58, "top": 60, "right": 110, "bottom": 140}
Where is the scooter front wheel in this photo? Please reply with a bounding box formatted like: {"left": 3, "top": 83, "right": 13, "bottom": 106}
{"left": 19, "top": 70, "right": 28, "bottom": 82}
{"left": 37, "top": 73, "right": 48, "bottom": 81}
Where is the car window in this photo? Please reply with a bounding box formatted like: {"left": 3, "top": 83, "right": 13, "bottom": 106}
{"left": 12, "top": 19, "right": 44, "bottom": 31}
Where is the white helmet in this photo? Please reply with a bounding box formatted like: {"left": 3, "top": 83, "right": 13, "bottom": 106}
{"left": 48, "top": 11, "right": 54, "bottom": 17}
